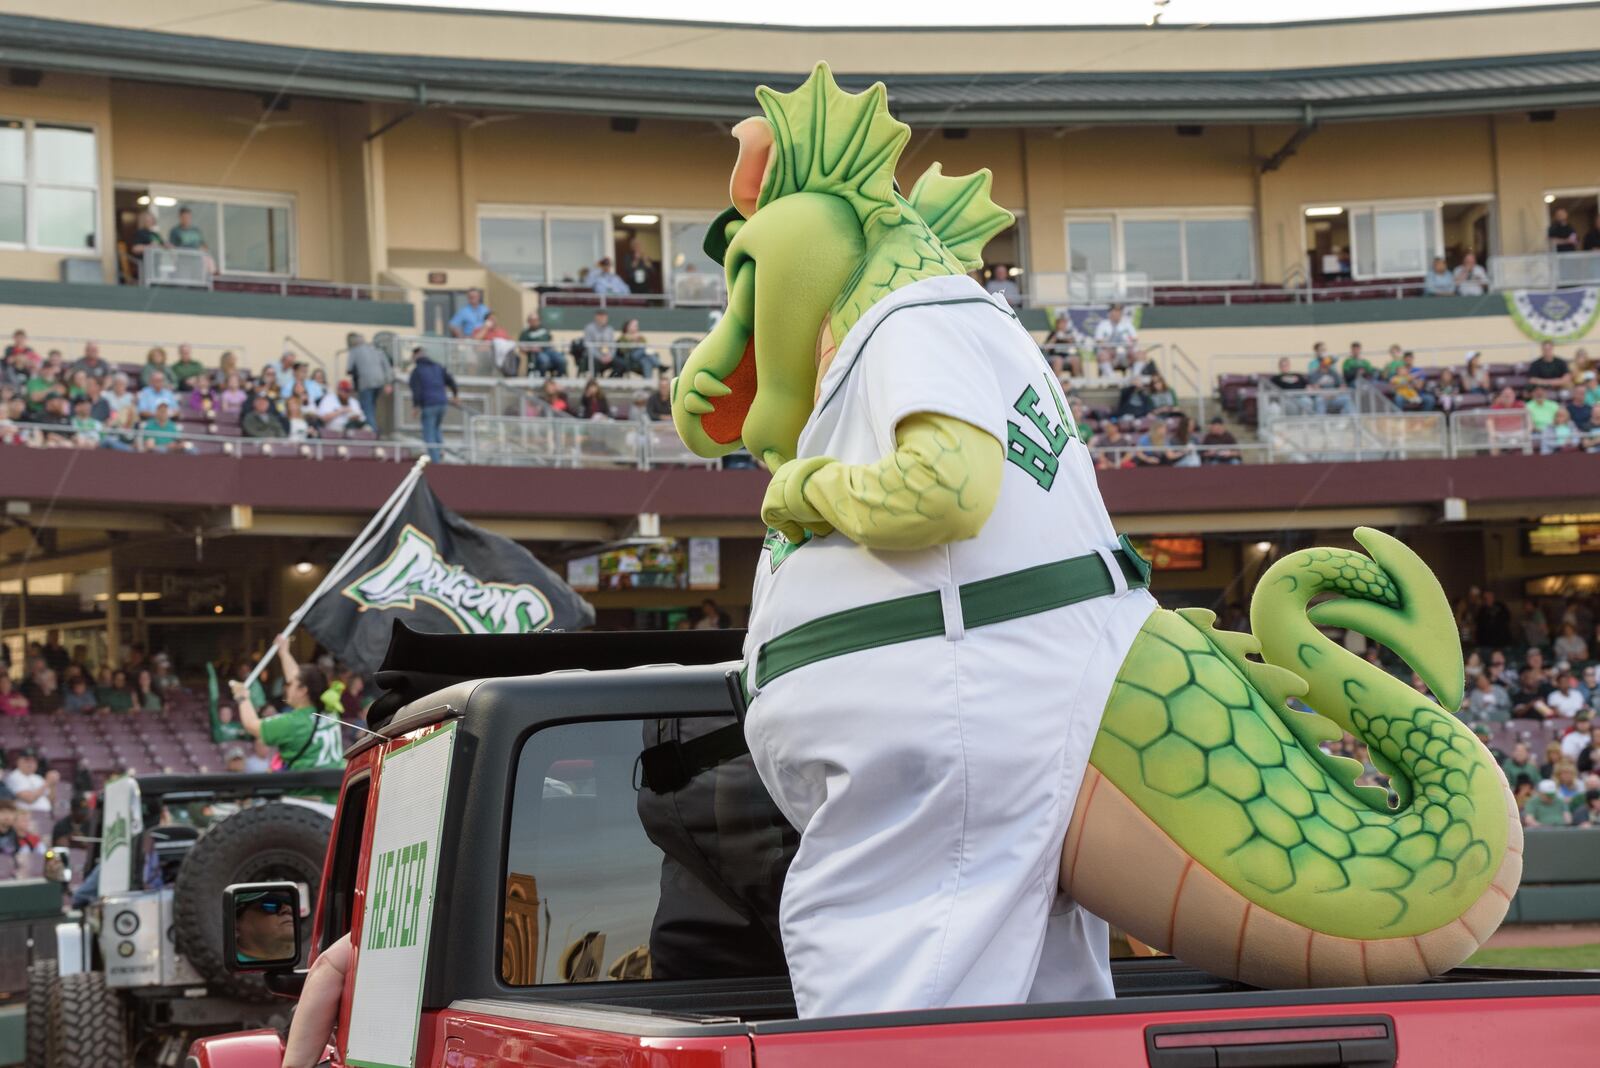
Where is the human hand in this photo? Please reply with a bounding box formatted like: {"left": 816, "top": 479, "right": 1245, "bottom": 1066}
{"left": 273, "top": 634, "right": 290, "bottom": 653}
{"left": 44, "top": 769, "right": 60, "bottom": 784}
{"left": 383, "top": 385, "right": 393, "bottom": 396}
{"left": 229, "top": 680, "right": 249, "bottom": 700}
{"left": 760, "top": 456, "right": 836, "bottom": 543}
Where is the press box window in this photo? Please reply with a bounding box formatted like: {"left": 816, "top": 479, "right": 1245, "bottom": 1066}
{"left": 0, "top": 120, "right": 98, "bottom": 251}
{"left": 501, "top": 717, "right": 794, "bottom": 985}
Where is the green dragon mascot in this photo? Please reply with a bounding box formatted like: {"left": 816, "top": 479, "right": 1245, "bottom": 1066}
{"left": 672, "top": 63, "right": 1520, "bottom": 1018}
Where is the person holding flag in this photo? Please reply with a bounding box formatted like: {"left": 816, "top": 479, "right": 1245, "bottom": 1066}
{"left": 229, "top": 636, "right": 345, "bottom": 787}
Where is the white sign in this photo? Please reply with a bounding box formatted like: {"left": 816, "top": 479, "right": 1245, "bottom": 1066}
{"left": 98, "top": 777, "right": 143, "bottom": 896}
{"left": 687, "top": 537, "right": 720, "bottom": 590}
{"left": 344, "top": 722, "right": 457, "bottom": 1068}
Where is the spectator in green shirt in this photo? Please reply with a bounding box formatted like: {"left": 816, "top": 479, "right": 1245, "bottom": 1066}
{"left": 99, "top": 669, "right": 134, "bottom": 714}
{"left": 517, "top": 313, "right": 563, "bottom": 377}
{"left": 1523, "top": 780, "right": 1572, "bottom": 827}
{"left": 1501, "top": 741, "right": 1540, "bottom": 786}
{"left": 140, "top": 403, "right": 183, "bottom": 453}
{"left": 168, "top": 207, "right": 206, "bottom": 250}
{"left": 230, "top": 636, "right": 345, "bottom": 777}
{"left": 1525, "top": 386, "right": 1559, "bottom": 431}
{"left": 1380, "top": 344, "right": 1409, "bottom": 380}
{"left": 169, "top": 343, "right": 206, "bottom": 388}
{"left": 1341, "top": 341, "right": 1375, "bottom": 385}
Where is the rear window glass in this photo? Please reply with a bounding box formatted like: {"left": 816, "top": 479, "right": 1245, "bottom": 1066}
{"left": 502, "top": 716, "right": 795, "bottom": 985}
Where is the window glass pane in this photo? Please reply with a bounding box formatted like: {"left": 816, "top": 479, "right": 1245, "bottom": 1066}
{"left": 502, "top": 718, "right": 791, "bottom": 985}
{"left": 1066, "top": 220, "right": 1112, "bottom": 274}
{"left": 1183, "top": 219, "right": 1253, "bottom": 282}
{"left": 0, "top": 184, "right": 22, "bottom": 244}
{"left": 271, "top": 207, "right": 290, "bottom": 273}
{"left": 0, "top": 126, "right": 23, "bottom": 183}
{"left": 1352, "top": 209, "right": 1376, "bottom": 278}
{"left": 667, "top": 219, "right": 722, "bottom": 303}
{"left": 480, "top": 216, "right": 546, "bottom": 284}
{"left": 222, "top": 203, "right": 290, "bottom": 274}
{"left": 34, "top": 126, "right": 96, "bottom": 186}
{"left": 549, "top": 218, "right": 605, "bottom": 285}
{"left": 1123, "top": 220, "right": 1182, "bottom": 282}
{"left": 35, "top": 187, "right": 94, "bottom": 249}
{"left": 1374, "top": 209, "right": 1429, "bottom": 275}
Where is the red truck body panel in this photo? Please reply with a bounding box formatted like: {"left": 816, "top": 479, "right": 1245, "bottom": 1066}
{"left": 746, "top": 994, "right": 1600, "bottom": 1067}
{"left": 429, "top": 1008, "right": 754, "bottom": 1068}
{"left": 185, "top": 1028, "right": 285, "bottom": 1068}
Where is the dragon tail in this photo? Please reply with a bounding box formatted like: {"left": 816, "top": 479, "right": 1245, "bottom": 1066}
{"left": 1067, "top": 528, "right": 1520, "bottom": 987}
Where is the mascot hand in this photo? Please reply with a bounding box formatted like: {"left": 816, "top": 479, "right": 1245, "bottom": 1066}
{"left": 761, "top": 456, "right": 838, "bottom": 542}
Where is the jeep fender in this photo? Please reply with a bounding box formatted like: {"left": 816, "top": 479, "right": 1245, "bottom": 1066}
{"left": 184, "top": 1028, "right": 285, "bottom": 1068}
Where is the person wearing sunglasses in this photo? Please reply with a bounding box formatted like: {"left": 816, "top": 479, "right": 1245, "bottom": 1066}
{"left": 234, "top": 890, "right": 297, "bottom": 964}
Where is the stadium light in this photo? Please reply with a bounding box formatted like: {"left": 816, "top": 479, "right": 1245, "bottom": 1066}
{"left": 1543, "top": 194, "right": 1556, "bottom": 204}
{"left": 136, "top": 195, "right": 151, "bottom": 206}
{"left": 620, "top": 213, "right": 659, "bottom": 225}
{"left": 1304, "top": 206, "right": 1344, "bottom": 217}
{"left": 153, "top": 196, "right": 178, "bottom": 207}
{"left": 294, "top": 560, "right": 315, "bottom": 575}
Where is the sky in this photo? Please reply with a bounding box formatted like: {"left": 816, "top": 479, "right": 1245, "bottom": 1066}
{"left": 340, "top": 0, "right": 1586, "bottom": 27}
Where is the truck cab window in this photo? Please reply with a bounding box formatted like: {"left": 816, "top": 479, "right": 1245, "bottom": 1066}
{"left": 502, "top": 717, "right": 795, "bottom": 985}
{"left": 320, "top": 776, "right": 370, "bottom": 947}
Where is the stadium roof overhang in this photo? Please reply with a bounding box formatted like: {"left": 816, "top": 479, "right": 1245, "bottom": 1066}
{"left": 3, "top": 14, "right": 1600, "bottom": 127}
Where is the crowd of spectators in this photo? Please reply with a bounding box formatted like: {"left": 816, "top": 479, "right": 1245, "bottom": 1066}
{"left": 1450, "top": 589, "right": 1600, "bottom": 827}
{"left": 1258, "top": 337, "right": 1599, "bottom": 453}
{"left": 0, "top": 630, "right": 378, "bottom": 883}
{"left": 1, "top": 328, "right": 377, "bottom": 453}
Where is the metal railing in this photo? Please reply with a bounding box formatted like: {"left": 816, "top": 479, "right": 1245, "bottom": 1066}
{"left": 6, "top": 410, "right": 1589, "bottom": 469}
{"left": 134, "top": 248, "right": 408, "bottom": 300}
{"left": 1491, "top": 251, "right": 1600, "bottom": 291}
{"left": 387, "top": 334, "right": 678, "bottom": 381}
{"left": 140, "top": 248, "right": 210, "bottom": 289}
{"left": 1451, "top": 407, "right": 1536, "bottom": 456}
{"left": 465, "top": 415, "right": 718, "bottom": 469}
{"left": 1261, "top": 411, "right": 1451, "bottom": 463}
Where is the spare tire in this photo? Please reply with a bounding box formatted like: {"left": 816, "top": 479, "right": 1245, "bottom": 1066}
{"left": 25, "top": 958, "right": 57, "bottom": 1068}
{"left": 173, "top": 802, "right": 333, "bottom": 1000}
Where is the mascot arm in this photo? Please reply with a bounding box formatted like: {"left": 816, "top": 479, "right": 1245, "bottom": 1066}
{"left": 761, "top": 412, "right": 1002, "bottom": 551}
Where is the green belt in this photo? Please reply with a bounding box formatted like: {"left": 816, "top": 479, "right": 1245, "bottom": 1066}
{"left": 748, "top": 535, "right": 1151, "bottom": 695}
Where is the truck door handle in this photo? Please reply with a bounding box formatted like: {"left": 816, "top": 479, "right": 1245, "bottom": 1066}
{"left": 1146, "top": 1014, "right": 1396, "bottom": 1068}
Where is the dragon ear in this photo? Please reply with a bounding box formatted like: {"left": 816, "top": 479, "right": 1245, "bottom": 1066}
{"left": 730, "top": 117, "right": 776, "bottom": 220}
{"left": 907, "top": 163, "right": 1015, "bottom": 271}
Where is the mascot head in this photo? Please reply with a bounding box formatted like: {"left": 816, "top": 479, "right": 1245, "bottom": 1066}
{"left": 671, "top": 62, "right": 1013, "bottom": 472}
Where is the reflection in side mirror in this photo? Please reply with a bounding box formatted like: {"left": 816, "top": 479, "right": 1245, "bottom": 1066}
{"left": 223, "top": 881, "right": 305, "bottom": 973}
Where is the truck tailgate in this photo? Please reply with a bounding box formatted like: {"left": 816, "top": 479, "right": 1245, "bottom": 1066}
{"left": 748, "top": 978, "right": 1600, "bottom": 1066}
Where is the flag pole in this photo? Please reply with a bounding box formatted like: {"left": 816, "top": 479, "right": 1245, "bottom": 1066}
{"left": 240, "top": 455, "right": 430, "bottom": 691}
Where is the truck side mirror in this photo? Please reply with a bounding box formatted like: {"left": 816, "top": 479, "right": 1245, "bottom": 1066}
{"left": 223, "top": 881, "right": 305, "bottom": 972}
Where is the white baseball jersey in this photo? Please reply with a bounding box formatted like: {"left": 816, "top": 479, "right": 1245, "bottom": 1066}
{"left": 741, "top": 272, "right": 1156, "bottom": 1018}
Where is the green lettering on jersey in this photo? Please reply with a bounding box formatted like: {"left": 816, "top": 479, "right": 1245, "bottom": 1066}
{"left": 1013, "top": 386, "right": 1068, "bottom": 454}
{"left": 1005, "top": 384, "right": 1070, "bottom": 490}
{"left": 1006, "top": 423, "right": 1059, "bottom": 489}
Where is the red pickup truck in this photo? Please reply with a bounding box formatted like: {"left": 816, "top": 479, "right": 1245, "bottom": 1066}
{"left": 188, "top": 625, "right": 1600, "bottom": 1068}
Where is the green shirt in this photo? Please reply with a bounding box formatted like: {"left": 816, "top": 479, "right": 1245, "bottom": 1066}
{"left": 142, "top": 418, "right": 179, "bottom": 445}
{"left": 1524, "top": 795, "right": 1571, "bottom": 826}
{"left": 99, "top": 687, "right": 133, "bottom": 713}
{"left": 1502, "top": 757, "right": 1540, "bottom": 786}
{"left": 1526, "top": 398, "right": 1559, "bottom": 430}
{"left": 259, "top": 706, "right": 346, "bottom": 771}
{"left": 170, "top": 359, "right": 206, "bottom": 386}
{"left": 1382, "top": 360, "right": 1408, "bottom": 380}
{"left": 1342, "top": 356, "right": 1374, "bottom": 381}
{"left": 169, "top": 225, "right": 206, "bottom": 249}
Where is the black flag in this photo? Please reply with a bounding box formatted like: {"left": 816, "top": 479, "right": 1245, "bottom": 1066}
{"left": 300, "top": 476, "right": 594, "bottom": 673}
